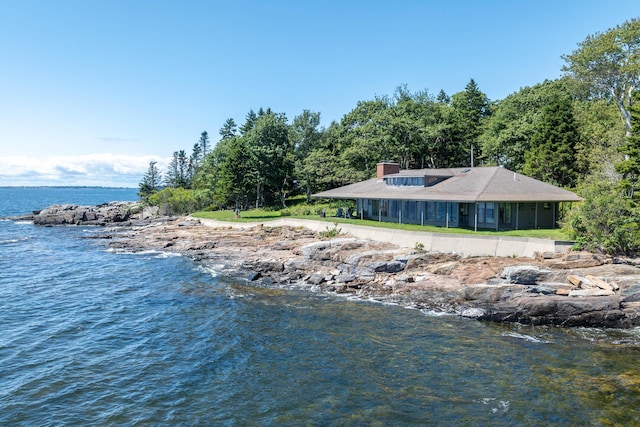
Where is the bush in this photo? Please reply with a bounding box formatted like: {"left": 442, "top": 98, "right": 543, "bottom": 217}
{"left": 564, "top": 182, "right": 640, "bottom": 254}
{"left": 148, "top": 187, "right": 199, "bottom": 215}
{"left": 319, "top": 222, "right": 342, "bottom": 238}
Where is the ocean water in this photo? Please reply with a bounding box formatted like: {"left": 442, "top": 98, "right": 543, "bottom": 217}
{"left": 1, "top": 187, "right": 640, "bottom": 426}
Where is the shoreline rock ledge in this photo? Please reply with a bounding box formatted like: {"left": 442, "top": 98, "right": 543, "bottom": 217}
{"left": 12, "top": 202, "right": 159, "bottom": 226}
{"left": 9, "top": 203, "right": 640, "bottom": 328}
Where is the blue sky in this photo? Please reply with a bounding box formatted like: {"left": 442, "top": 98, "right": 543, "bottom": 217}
{"left": 0, "top": 0, "right": 637, "bottom": 187}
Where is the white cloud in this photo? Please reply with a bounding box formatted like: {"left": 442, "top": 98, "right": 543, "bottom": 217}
{"left": 0, "top": 154, "right": 170, "bottom": 187}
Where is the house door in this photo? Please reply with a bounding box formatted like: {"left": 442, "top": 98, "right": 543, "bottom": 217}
{"left": 459, "top": 204, "right": 469, "bottom": 227}
{"left": 498, "top": 202, "right": 513, "bottom": 229}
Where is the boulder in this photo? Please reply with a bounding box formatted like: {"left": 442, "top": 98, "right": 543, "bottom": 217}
{"left": 301, "top": 241, "right": 332, "bottom": 260}
{"left": 584, "top": 275, "right": 615, "bottom": 292}
{"left": 567, "top": 274, "right": 583, "bottom": 287}
{"left": 500, "top": 265, "right": 551, "bottom": 285}
{"left": 569, "top": 289, "right": 615, "bottom": 297}
{"left": 544, "top": 252, "right": 608, "bottom": 269}
{"left": 308, "top": 273, "right": 325, "bottom": 285}
{"left": 463, "top": 284, "right": 526, "bottom": 303}
{"left": 336, "top": 273, "right": 357, "bottom": 283}
{"left": 428, "top": 261, "right": 460, "bottom": 275}
{"left": 479, "top": 295, "right": 626, "bottom": 327}
{"left": 368, "top": 260, "right": 407, "bottom": 273}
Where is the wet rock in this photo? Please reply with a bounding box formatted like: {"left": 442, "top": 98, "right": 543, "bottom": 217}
{"left": 460, "top": 307, "right": 486, "bottom": 318}
{"left": 247, "top": 272, "right": 261, "bottom": 281}
{"left": 308, "top": 273, "right": 325, "bottom": 285}
{"left": 479, "top": 295, "right": 628, "bottom": 327}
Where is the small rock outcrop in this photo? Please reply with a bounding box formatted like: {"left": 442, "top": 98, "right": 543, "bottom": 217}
{"left": 25, "top": 202, "right": 156, "bottom": 226}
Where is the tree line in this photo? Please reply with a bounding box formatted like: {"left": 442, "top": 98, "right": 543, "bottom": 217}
{"left": 139, "top": 17, "right": 640, "bottom": 254}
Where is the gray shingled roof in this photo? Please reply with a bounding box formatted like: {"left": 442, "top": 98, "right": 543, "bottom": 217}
{"left": 313, "top": 167, "right": 581, "bottom": 202}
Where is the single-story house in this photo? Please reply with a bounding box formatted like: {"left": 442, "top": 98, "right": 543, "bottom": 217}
{"left": 313, "top": 162, "right": 582, "bottom": 231}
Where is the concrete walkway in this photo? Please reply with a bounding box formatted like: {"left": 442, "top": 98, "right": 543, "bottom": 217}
{"left": 195, "top": 217, "right": 573, "bottom": 258}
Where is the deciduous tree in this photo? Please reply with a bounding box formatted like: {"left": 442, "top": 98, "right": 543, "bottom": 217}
{"left": 562, "top": 18, "right": 640, "bottom": 136}
{"left": 616, "top": 90, "right": 640, "bottom": 198}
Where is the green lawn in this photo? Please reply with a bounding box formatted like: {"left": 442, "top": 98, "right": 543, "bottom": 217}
{"left": 191, "top": 209, "right": 571, "bottom": 240}
{"left": 192, "top": 209, "right": 283, "bottom": 222}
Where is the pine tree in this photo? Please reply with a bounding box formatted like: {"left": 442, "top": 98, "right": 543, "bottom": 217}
{"left": 138, "top": 161, "right": 161, "bottom": 200}
{"left": 219, "top": 118, "right": 237, "bottom": 140}
{"left": 165, "top": 150, "right": 190, "bottom": 188}
{"left": 451, "top": 79, "right": 491, "bottom": 166}
{"left": 523, "top": 94, "right": 580, "bottom": 187}
{"left": 240, "top": 109, "right": 257, "bottom": 134}
{"left": 198, "top": 131, "right": 210, "bottom": 159}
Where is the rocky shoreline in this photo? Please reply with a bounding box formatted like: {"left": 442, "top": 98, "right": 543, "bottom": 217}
{"left": 10, "top": 203, "right": 640, "bottom": 328}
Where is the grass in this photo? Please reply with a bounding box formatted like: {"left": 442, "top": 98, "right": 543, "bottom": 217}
{"left": 191, "top": 208, "right": 571, "bottom": 240}
{"left": 192, "top": 209, "right": 282, "bottom": 222}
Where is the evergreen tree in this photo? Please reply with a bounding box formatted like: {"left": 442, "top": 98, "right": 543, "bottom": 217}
{"left": 190, "top": 141, "right": 202, "bottom": 170}
{"left": 437, "top": 89, "right": 450, "bottom": 104}
{"left": 523, "top": 94, "right": 581, "bottom": 187}
{"left": 240, "top": 109, "right": 257, "bottom": 134}
{"left": 198, "top": 131, "right": 210, "bottom": 159}
{"left": 215, "top": 136, "right": 255, "bottom": 209}
{"left": 219, "top": 118, "right": 238, "bottom": 140}
{"left": 138, "top": 160, "right": 161, "bottom": 200}
{"left": 165, "top": 150, "right": 190, "bottom": 188}
{"left": 451, "top": 79, "right": 491, "bottom": 166}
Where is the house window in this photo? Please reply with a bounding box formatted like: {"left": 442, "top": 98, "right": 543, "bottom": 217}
{"left": 372, "top": 199, "right": 380, "bottom": 217}
{"left": 436, "top": 202, "right": 447, "bottom": 222}
{"left": 381, "top": 200, "right": 388, "bottom": 217}
{"left": 477, "top": 202, "right": 495, "bottom": 224}
{"left": 390, "top": 200, "right": 399, "bottom": 217}
{"left": 406, "top": 201, "right": 416, "bottom": 220}
{"left": 486, "top": 203, "right": 495, "bottom": 224}
{"left": 426, "top": 201, "right": 435, "bottom": 221}
{"left": 448, "top": 203, "right": 458, "bottom": 223}
{"left": 385, "top": 177, "right": 424, "bottom": 186}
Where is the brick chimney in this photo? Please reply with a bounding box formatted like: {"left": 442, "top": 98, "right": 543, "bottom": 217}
{"left": 377, "top": 162, "right": 400, "bottom": 180}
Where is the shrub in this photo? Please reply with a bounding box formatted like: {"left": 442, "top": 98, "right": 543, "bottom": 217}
{"left": 148, "top": 187, "right": 198, "bottom": 215}
{"left": 319, "top": 222, "right": 342, "bottom": 238}
{"left": 564, "top": 182, "right": 640, "bottom": 254}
